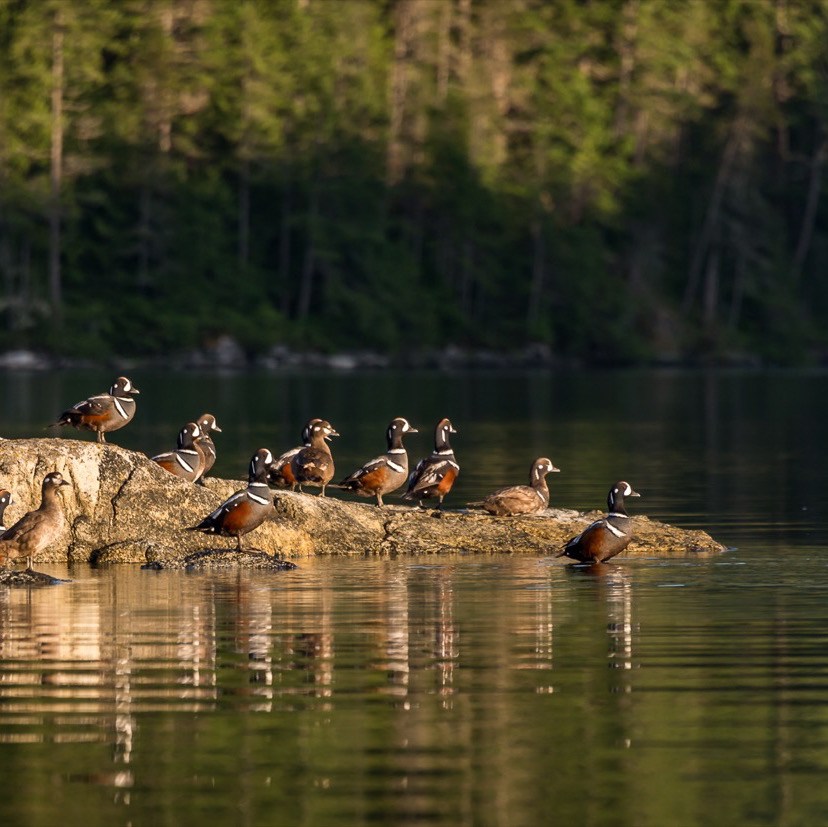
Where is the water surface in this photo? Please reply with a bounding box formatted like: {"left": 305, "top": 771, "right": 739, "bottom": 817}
{"left": 0, "top": 368, "right": 826, "bottom": 827}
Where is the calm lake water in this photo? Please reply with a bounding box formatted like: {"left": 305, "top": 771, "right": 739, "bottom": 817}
{"left": 0, "top": 368, "right": 827, "bottom": 827}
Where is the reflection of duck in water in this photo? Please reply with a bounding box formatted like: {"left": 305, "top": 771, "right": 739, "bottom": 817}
{"left": 558, "top": 481, "right": 640, "bottom": 563}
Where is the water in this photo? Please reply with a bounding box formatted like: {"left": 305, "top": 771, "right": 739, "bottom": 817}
{"left": 0, "top": 368, "right": 827, "bottom": 826}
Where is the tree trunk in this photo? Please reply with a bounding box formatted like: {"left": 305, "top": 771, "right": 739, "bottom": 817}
{"left": 49, "top": 15, "right": 64, "bottom": 328}
{"left": 682, "top": 122, "right": 741, "bottom": 313}
{"left": 296, "top": 185, "right": 319, "bottom": 322}
{"left": 138, "top": 181, "right": 151, "bottom": 290}
{"left": 279, "top": 165, "right": 293, "bottom": 316}
{"left": 387, "top": 2, "right": 413, "bottom": 184}
{"left": 238, "top": 156, "right": 250, "bottom": 271}
{"left": 702, "top": 244, "right": 720, "bottom": 331}
{"left": 527, "top": 217, "right": 546, "bottom": 331}
{"left": 791, "top": 136, "right": 827, "bottom": 285}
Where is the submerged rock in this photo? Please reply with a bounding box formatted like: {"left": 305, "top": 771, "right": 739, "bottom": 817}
{"left": 0, "top": 566, "right": 70, "bottom": 586}
{"left": 143, "top": 548, "right": 299, "bottom": 571}
{"left": 0, "top": 438, "right": 726, "bottom": 565}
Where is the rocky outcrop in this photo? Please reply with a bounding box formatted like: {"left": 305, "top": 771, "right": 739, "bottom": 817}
{"left": 0, "top": 438, "right": 726, "bottom": 565}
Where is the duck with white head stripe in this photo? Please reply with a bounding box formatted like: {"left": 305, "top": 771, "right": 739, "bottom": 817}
{"left": 189, "top": 448, "right": 275, "bottom": 552}
{"left": 558, "top": 480, "right": 641, "bottom": 563}
{"left": 53, "top": 376, "right": 140, "bottom": 443}
{"left": 340, "top": 417, "right": 419, "bottom": 506}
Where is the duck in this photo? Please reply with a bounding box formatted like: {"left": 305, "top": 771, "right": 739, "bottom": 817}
{"left": 267, "top": 418, "right": 321, "bottom": 489}
{"left": 54, "top": 376, "right": 140, "bottom": 443}
{"left": 194, "top": 413, "right": 222, "bottom": 484}
{"left": 152, "top": 422, "right": 205, "bottom": 483}
{"left": 339, "top": 417, "right": 418, "bottom": 506}
{"left": 290, "top": 420, "right": 339, "bottom": 496}
{"left": 0, "top": 490, "right": 11, "bottom": 532}
{"left": 558, "top": 481, "right": 641, "bottom": 563}
{"left": 402, "top": 417, "right": 459, "bottom": 510}
{"left": 0, "top": 472, "right": 70, "bottom": 569}
{"left": 189, "top": 448, "right": 275, "bottom": 551}
{"left": 469, "top": 457, "right": 560, "bottom": 516}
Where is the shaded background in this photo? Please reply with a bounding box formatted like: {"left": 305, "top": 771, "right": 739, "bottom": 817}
{"left": 2, "top": 0, "right": 828, "bottom": 364}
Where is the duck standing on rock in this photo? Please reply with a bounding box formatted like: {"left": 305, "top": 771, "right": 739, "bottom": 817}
{"left": 0, "top": 472, "right": 70, "bottom": 569}
{"left": 340, "top": 417, "right": 418, "bottom": 506}
{"left": 290, "top": 420, "right": 339, "bottom": 496}
{"left": 194, "top": 413, "right": 222, "bottom": 484}
{"left": 403, "top": 417, "right": 460, "bottom": 510}
{"left": 0, "top": 490, "right": 12, "bottom": 531}
{"left": 469, "top": 457, "right": 560, "bottom": 516}
{"left": 54, "top": 376, "right": 140, "bottom": 443}
{"left": 189, "top": 448, "right": 275, "bottom": 552}
{"left": 558, "top": 481, "right": 641, "bottom": 563}
{"left": 267, "top": 418, "right": 321, "bottom": 489}
{"left": 152, "top": 422, "right": 205, "bottom": 483}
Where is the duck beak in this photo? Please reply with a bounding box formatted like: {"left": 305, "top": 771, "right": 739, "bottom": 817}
{"left": 60, "top": 479, "right": 70, "bottom": 487}
{"left": 550, "top": 465, "right": 561, "bottom": 473}
{"left": 212, "top": 425, "right": 222, "bottom": 433}
{"left": 409, "top": 427, "right": 419, "bottom": 434}
{"left": 629, "top": 489, "right": 641, "bottom": 497}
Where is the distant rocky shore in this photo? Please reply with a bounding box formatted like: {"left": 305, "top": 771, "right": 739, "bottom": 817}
{"left": 0, "top": 335, "right": 778, "bottom": 373}
{"left": 0, "top": 339, "right": 566, "bottom": 372}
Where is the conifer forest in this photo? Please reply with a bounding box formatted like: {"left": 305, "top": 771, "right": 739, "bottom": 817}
{"left": 2, "top": 0, "right": 828, "bottom": 364}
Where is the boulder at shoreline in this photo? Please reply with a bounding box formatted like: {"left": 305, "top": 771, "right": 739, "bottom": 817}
{"left": 0, "top": 439, "right": 726, "bottom": 566}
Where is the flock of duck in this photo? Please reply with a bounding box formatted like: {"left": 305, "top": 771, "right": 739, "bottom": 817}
{"left": 0, "top": 376, "right": 642, "bottom": 571}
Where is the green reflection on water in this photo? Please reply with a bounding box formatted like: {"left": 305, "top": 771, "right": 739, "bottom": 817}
{"left": 0, "top": 369, "right": 827, "bottom": 826}
{"left": 0, "top": 555, "right": 826, "bottom": 827}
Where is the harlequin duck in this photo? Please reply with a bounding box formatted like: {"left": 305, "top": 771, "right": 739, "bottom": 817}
{"left": 340, "top": 417, "right": 418, "bottom": 506}
{"left": 469, "top": 457, "right": 560, "bottom": 516}
{"left": 558, "top": 481, "right": 641, "bottom": 563}
{"left": 54, "top": 376, "right": 140, "bottom": 443}
{"left": 403, "top": 417, "right": 459, "bottom": 510}
{"left": 189, "top": 448, "right": 275, "bottom": 551}
{"left": 0, "top": 490, "right": 11, "bottom": 532}
{"left": 267, "top": 418, "right": 321, "bottom": 489}
{"left": 290, "top": 420, "right": 339, "bottom": 496}
{"left": 152, "top": 422, "right": 205, "bottom": 483}
{"left": 194, "top": 413, "right": 222, "bottom": 484}
{"left": 0, "top": 472, "right": 70, "bottom": 569}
